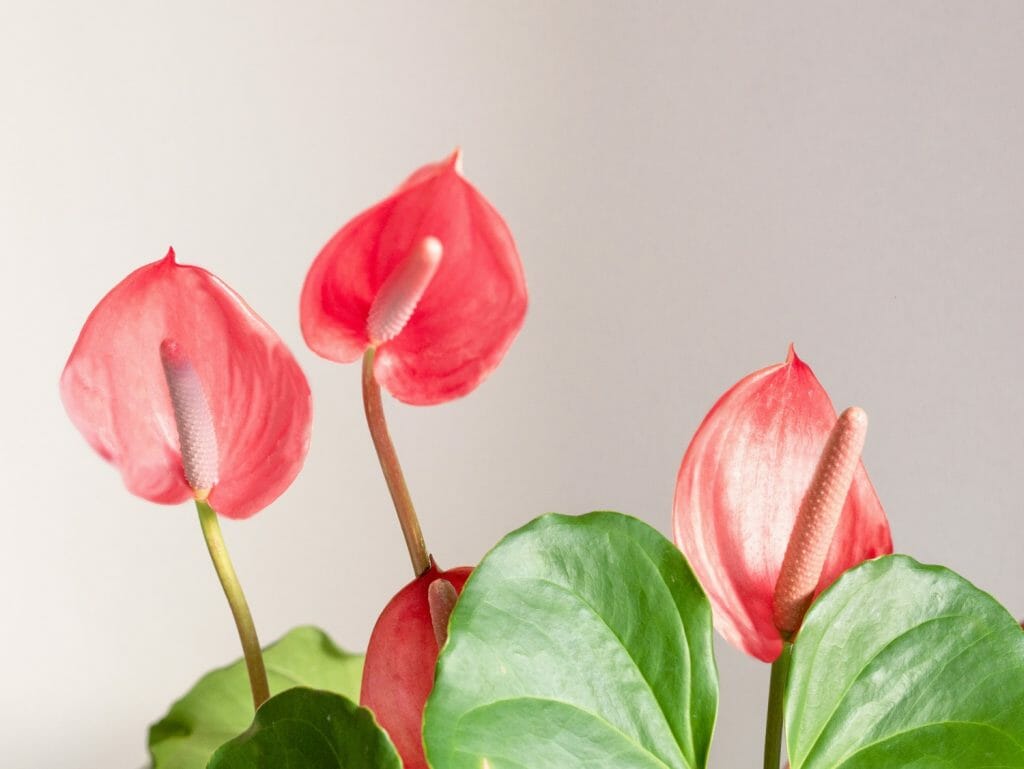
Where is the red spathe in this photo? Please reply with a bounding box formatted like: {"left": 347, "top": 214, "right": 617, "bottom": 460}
{"left": 672, "top": 346, "right": 892, "bottom": 662}
{"left": 300, "top": 151, "right": 527, "bottom": 405}
{"left": 60, "top": 250, "right": 312, "bottom": 519}
{"left": 361, "top": 564, "right": 472, "bottom": 769}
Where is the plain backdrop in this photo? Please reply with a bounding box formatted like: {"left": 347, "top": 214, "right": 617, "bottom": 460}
{"left": 2, "top": 2, "right": 1023, "bottom": 767}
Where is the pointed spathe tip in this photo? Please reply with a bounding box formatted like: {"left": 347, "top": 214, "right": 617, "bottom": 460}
{"left": 784, "top": 343, "right": 812, "bottom": 373}
{"left": 163, "top": 246, "right": 176, "bottom": 264}
{"left": 447, "top": 147, "right": 464, "bottom": 175}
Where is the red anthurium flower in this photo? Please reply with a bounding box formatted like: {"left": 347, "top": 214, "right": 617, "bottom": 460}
{"left": 61, "top": 249, "right": 312, "bottom": 519}
{"left": 672, "top": 346, "right": 892, "bottom": 662}
{"left": 300, "top": 150, "right": 527, "bottom": 405}
{"left": 361, "top": 563, "right": 472, "bottom": 769}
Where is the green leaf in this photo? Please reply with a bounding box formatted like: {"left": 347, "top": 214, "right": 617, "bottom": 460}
{"left": 786, "top": 555, "right": 1024, "bottom": 769}
{"left": 423, "top": 511, "right": 718, "bottom": 769}
{"left": 207, "top": 688, "right": 400, "bottom": 769}
{"left": 149, "top": 625, "right": 364, "bottom": 769}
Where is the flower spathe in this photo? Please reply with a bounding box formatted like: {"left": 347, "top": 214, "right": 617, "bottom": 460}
{"left": 300, "top": 150, "right": 528, "bottom": 405}
{"left": 361, "top": 562, "right": 473, "bottom": 769}
{"left": 672, "top": 346, "right": 892, "bottom": 662}
{"left": 60, "top": 249, "right": 312, "bottom": 519}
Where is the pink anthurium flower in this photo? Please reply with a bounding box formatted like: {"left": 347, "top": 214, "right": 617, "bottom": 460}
{"left": 672, "top": 346, "right": 892, "bottom": 662}
{"left": 61, "top": 248, "right": 312, "bottom": 520}
{"left": 299, "top": 149, "right": 528, "bottom": 405}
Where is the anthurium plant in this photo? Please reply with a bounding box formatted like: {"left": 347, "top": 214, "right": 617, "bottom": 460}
{"left": 61, "top": 153, "right": 1024, "bottom": 769}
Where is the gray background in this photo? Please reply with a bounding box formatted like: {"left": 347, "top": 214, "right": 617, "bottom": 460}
{"left": 2, "top": 2, "right": 1022, "bottom": 767}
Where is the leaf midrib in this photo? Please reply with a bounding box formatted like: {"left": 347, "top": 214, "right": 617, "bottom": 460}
{"left": 830, "top": 719, "right": 1024, "bottom": 769}
{"left": 457, "top": 694, "right": 677, "bottom": 769}
{"left": 797, "top": 612, "right": 979, "bottom": 767}
{"left": 492, "top": 571, "right": 694, "bottom": 769}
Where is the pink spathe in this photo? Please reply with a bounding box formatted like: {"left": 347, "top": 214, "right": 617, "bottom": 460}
{"left": 300, "top": 150, "right": 528, "bottom": 405}
{"left": 672, "top": 346, "right": 892, "bottom": 662}
{"left": 60, "top": 249, "right": 312, "bottom": 519}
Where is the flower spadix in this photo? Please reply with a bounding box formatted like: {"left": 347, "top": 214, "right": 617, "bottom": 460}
{"left": 672, "top": 346, "right": 892, "bottom": 662}
{"left": 159, "top": 339, "right": 219, "bottom": 499}
{"left": 300, "top": 150, "right": 527, "bottom": 405}
{"left": 773, "top": 406, "right": 868, "bottom": 637}
{"left": 61, "top": 249, "right": 312, "bottom": 519}
{"left": 366, "top": 236, "right": 443, "bottom": 345}
{"left": 427, "top": 576, "right": 459, "bottom": 647}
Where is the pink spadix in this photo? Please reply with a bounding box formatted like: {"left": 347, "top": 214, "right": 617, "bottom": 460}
{"left": 160, "top": 339, "right": 219, "bottom": 498}
{"left": 366, "top": 237, "right": 443, "bottom": 345}
{"left": 772, "top": 406, "right": 868, "bottom": 636}
{"left": 61, "top": 249, "right": 311, "bottom": 519}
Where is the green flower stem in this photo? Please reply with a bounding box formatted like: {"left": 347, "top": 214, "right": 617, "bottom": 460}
{"left": 196, "top": 499, "right": 270, "bottom": 710}
{"left": 763, "top": 641, "right": 793, "bottom": 769}
{"left": 361, "top": 347, "right": 431, "bottom": 577}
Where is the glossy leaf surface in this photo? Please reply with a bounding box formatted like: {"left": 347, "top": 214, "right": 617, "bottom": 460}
{"left": 424, "top": 511, "right": 718, "bottom": 769}
{"left": 208, "top": 688, "right": 400, "bottom": 769}
{"left": 149, "top": 626, "right": 363, "bottom": 769}
{"left": 787, "top": 555, "right": 1024, "bottom": 768}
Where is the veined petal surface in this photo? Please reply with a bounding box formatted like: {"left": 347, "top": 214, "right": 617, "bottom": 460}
{"left": 61, "top": 250, "right": 311, "bottom": 519}
{"left": 672, "top": 347, "right": 892, "bottom": 661}
{"left": 300, "top": 152, "right": 527, "bottom": 405}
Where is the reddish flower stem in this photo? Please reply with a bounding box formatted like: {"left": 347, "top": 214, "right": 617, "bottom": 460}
{"left": 361, "top": 347, "right": 431, "bottom": 577}
{"left": 195, "top": 500, "right": 270, "bottom": 710}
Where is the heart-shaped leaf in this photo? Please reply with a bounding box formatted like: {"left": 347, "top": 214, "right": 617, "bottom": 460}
{"left": 149, "top": 625, "right": 363, "bottom": 769}
{"left": 423, "top": 511, "right": 718, "bottom": 769}
{"left": 207, "top": 688, "right": 400, "bottom": 769}
{"left": 786, "top": 555, "right": 1024, "bottom": 768}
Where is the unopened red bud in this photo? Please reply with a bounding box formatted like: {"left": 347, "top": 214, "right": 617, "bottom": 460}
{"left": 362, "top": 565, "right": 472, "bottom": 769}
{"left": 772, "top": 407, "right": 868, "bottom": 637}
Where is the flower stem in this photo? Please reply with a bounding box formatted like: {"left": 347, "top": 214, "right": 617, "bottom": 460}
{"left": 763, "top": 641, "right": 793, "bottom": 769}
{"left": 195, "top": 499, "right": 270, "bottom": 710}
{"left": 361, "top": 347, "right": 431, "bottom": 577}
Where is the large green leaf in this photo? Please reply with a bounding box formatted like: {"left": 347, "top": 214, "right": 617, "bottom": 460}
{"left": 423, "top": 511, "right": 718, "bottom": 769}
{"left": 149, "top": 625, "right": 364, "bottom": 769}
{"left": 786, "top": 555, "right": 1024, "bottom": 768}
{"left": 207, "top": 688, "right": 400, "bottom": 769}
